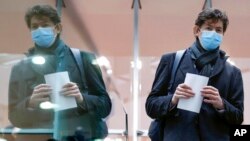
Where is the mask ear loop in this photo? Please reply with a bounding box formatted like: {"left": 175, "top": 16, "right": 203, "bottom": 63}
{"left": 193, "top": 25, "right": 201, "bottom": 37}
{"left": 196, "top": 28, "right": 203, "bottom": 45}
{"left": 196, "top": 28, "right": 207, "bottom": 51}
{"left": 54, "top": 23, "right": 62, "bottom": 35}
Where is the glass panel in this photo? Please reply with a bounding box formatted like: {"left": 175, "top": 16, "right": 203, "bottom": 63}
{"left": 0, "top": 0, "right": 133, "bottom": 140}
{"left": 138, "top": 0, "right": 250, "bottom": 141}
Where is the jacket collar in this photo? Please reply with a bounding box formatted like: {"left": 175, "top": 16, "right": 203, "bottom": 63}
{"left": 178, "top": 47, "right": 228, "bottom": 79}
{"left": 209, "top": 51, "right": 228, "bottom": 78}
{"left": 27, "top": 39, "right": 67, "bottom": 76}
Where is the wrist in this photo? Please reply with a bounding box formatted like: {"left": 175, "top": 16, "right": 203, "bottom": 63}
{"left": 216, "top": 104, "right": 225, "bottom": 110}
{"left": 171, "top": 97, "right": 178, "bottom": 105}
{"left": 26, "top": 98, "right": 35, "bottom": 109}
{"left": 76, "top": 94, "right": 83, "bottom": 103}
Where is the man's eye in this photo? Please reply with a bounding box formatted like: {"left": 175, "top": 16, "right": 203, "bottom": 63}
{"left": 206, "top": 27, "right": 213, "bottom": 30}
{"left": 216, "top": 29, "right": 223, "bottom": 33}
{"left": 41, "top": 24, "right": 50, "bottom": 27}
{"left": 31, "top": 26, "right": 38, "bottom": 30}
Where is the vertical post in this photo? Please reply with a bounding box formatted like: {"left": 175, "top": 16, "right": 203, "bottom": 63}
{"left": 125, "top": 112, "right": 129, "bottom": 141}
{"left": 53, "top": 112, "right": 59, "bottom": 140}
{"left": 56, "top": 0, "right": 63, "bottom": 17}
{"left": 202, "top": 0, "right": 212, "bottom": 10}
{"left": 53, "top": 1, "right": 63, "bottom": 140}
{"left": 132, "top": 0, "right": 140, "bottom": 141}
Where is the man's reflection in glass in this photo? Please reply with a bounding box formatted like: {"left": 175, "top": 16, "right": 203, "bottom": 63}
{"left": 8, "top": 4, "right": 112, "bottom": 141}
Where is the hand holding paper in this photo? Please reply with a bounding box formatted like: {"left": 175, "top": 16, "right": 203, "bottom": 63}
{"left": 44, "top": 71, "right": 77, "bottom": 111}
{"left": 60, "top": 82, "right": 83, "bottom": 103}
{"left": 201, "top": 86, "right": 224, "bottom": 110}
{"left": 29, "top": 84, "right": 52, "bottom": 109}
{"left": 171, "top": 84, "right": 195, "bottom": 105}
{"left": 177, "top": 73, "right": 209, "bottom": 113}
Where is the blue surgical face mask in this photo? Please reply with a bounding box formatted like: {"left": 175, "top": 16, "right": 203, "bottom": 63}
{"left": 31, "top": 27, "right": 56, "bottom": 48}
{"left": 199, "top": 30, "right": 223, "bottom": 51}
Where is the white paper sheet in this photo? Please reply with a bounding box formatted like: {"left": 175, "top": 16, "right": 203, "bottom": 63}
{"left": 177, "top": 73, "right": 209, "bottom": 113}
{"left": 44, "top": 71, "right": 77, "bottom": 111}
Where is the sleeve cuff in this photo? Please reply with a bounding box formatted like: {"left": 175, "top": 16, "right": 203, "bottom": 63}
{"left": 168, "top": 102, "right": 177, "bottom": 111}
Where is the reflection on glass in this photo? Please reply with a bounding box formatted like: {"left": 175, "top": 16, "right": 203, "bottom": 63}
{"left": 7, "top": 4, "right": 112, "bottom": 141}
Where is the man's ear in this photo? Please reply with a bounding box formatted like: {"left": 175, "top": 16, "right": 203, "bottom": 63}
{"left": 193, "top": 25, "right": 200, "bottom": 37}
{"left": 55, "top": 23, "right": 62, "bottom": 34}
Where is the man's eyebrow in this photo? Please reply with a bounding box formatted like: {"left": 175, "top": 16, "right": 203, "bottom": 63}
{"left": 205, "top": 22, "right": 223, "bottom": 28}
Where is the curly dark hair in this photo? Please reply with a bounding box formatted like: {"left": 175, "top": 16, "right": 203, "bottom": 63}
{"left": 25, "top": 5, "right": 61, "bottom": 28}
{"left": 195, "top": 8, "right": 229, "bottom": 33}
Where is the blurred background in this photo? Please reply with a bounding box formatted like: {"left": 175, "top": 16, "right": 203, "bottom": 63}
{"left": 0, "top": 0, "right": 249, "bottom": 141}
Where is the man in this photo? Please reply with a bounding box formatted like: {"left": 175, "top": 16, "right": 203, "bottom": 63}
{"left": 8, "top": 4, "right": 112, "bottom": 141}
{"left": 146, "top": 8, "right": 244, "bottom": 141}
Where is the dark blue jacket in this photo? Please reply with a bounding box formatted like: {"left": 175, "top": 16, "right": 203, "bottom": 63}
{"left": 146, "top": 48, "right": 244, "bottom": 141}
{"left": 8, "top": 40, "right": 112, "bottom": 140}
